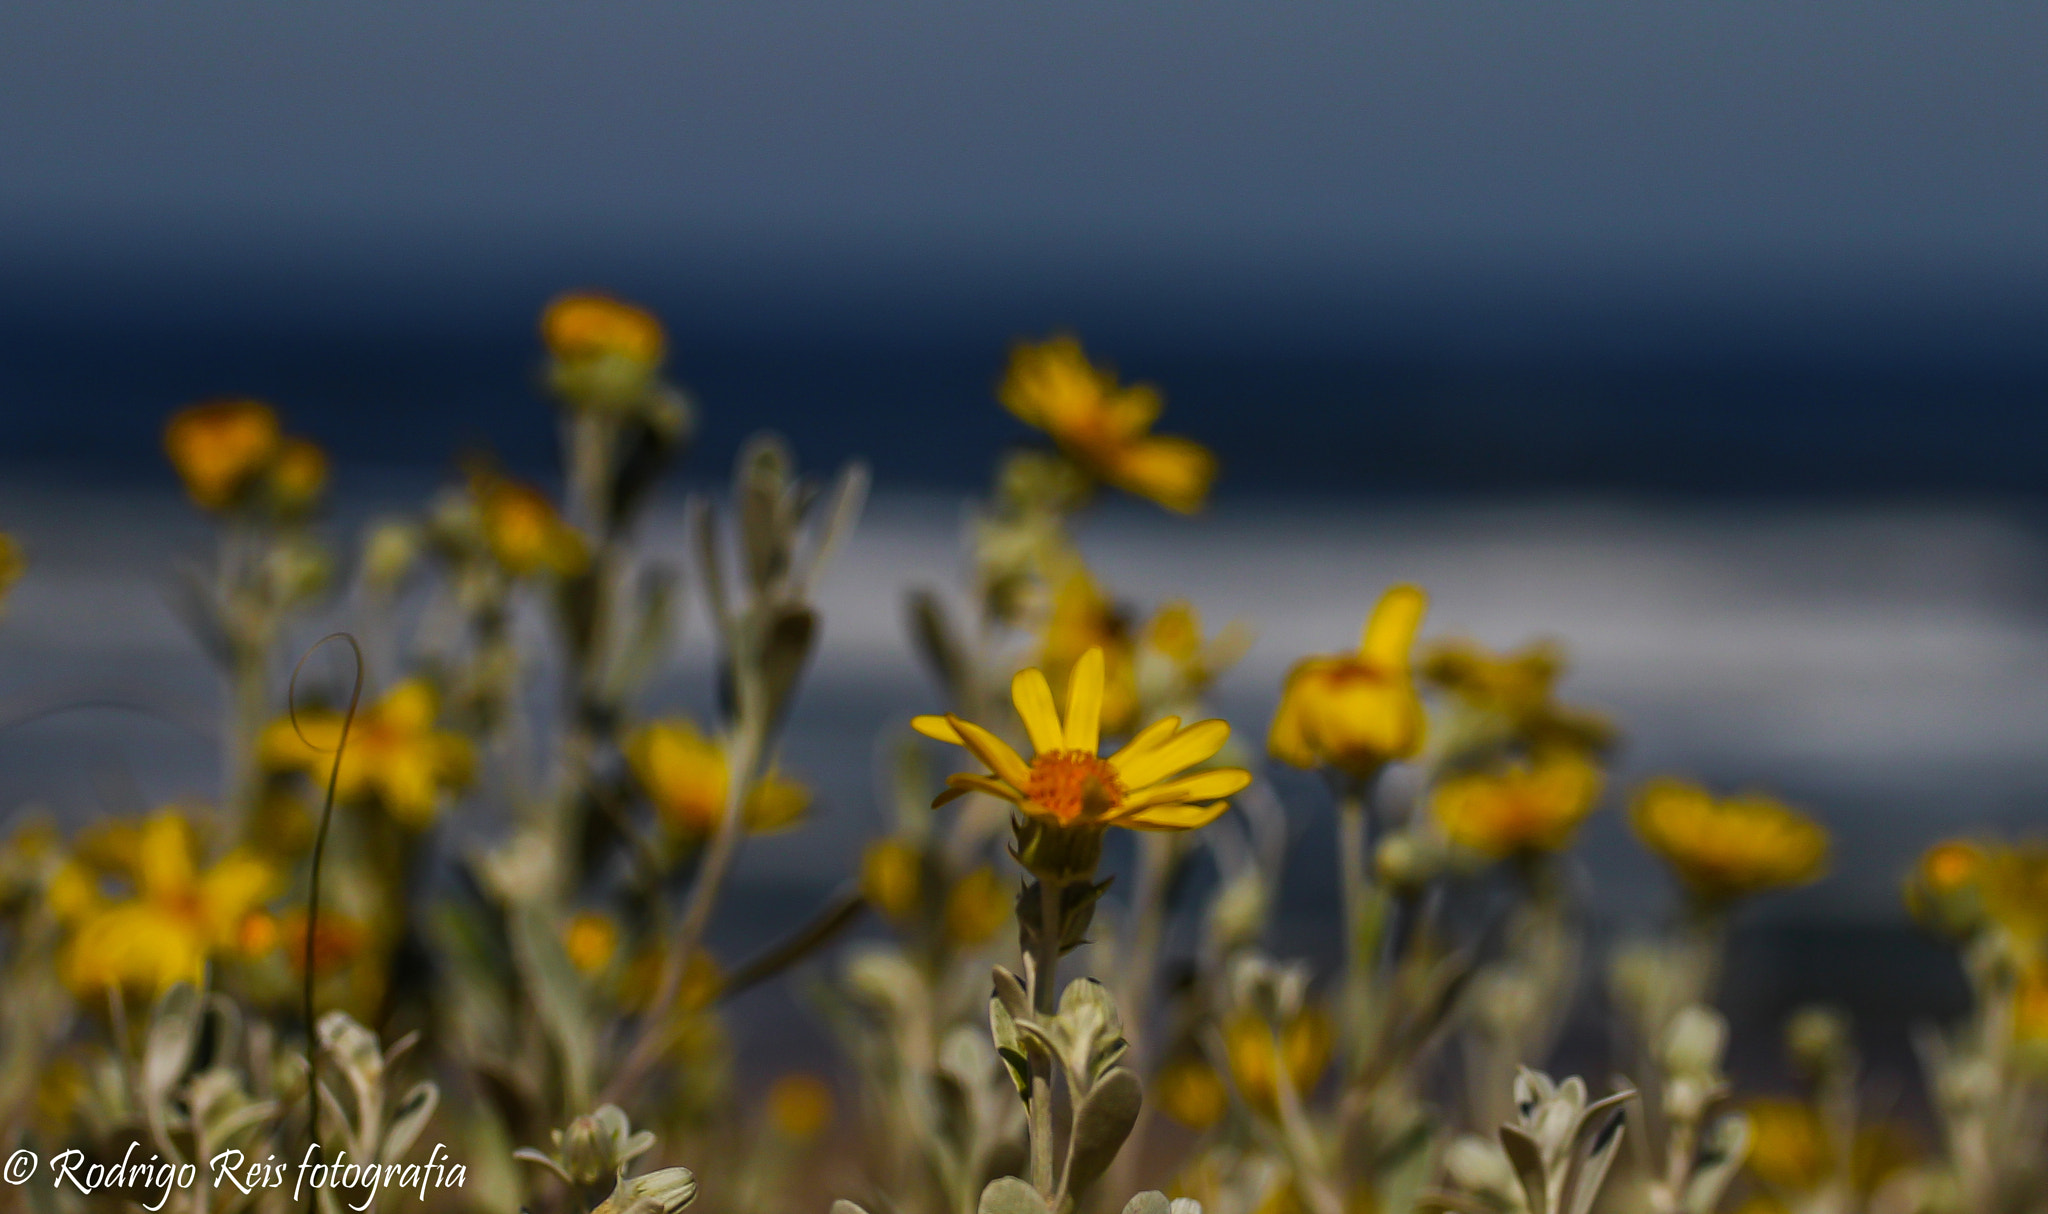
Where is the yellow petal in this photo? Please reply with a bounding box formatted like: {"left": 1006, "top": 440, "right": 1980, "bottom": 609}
{"left": 1266, "top": 666, "right": 1321, "bottom": 769}
{"left": 1112, "top": 435, "right": 1216, "bottom": 514}
{"left": 949, "top": 715, "right": 1034, "bottom": 791}
{"left": 1107, "top": 715, "right": 1182, "bottom": 773}
{"left": 1121, "top": 801, "right": 1231, "bottom": 832}
{"left": 1113, "top": 719, "right": 1231, "bottom": 790}
{"left": 1011, "top": 667, "right": 1065, "bottom": 757}
{"left": 912, "top": 715, "right": 965, "bottom": 744}
{"left": 1119, "top": 768, "right": 1253, "bottom": 813}
{"left": 932, "top": 772, "right": 1026, "bottom": 809}
{"left": 1063, "top": 649, "right": 1105, "bottom": 753}
{"left": 1360, "top": 584, "right": 1428, "bottom": 670}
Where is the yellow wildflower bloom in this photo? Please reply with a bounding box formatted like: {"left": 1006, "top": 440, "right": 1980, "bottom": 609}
{"left": 1631, "top": 779, "right": 1828, "bottom": 902}
{"left": 913, "top": 648, "right": 1250, "bottom": 833}
{"left": 1978, "top": 842, "right": 2048, "bottom": 949}
{"left": 261, "top": 679, "right": 475, "bottom": 829}
{"left": 543, "top": 292, "right": 666, "bottom": 367}
{"left": 267, "top": 436, "right": 329, "bottom": 513}
{"left": 164, "top": 399, "right": 281, "bottom": 510}
{"left": 766, "top": 1074, "right": 835, "bottom": 1141}
{"left": 474, "top": 473, "right": 588, "bottom": 577}
{"left": 943, "top": 866, "right": 1012, "bottom": 947}
{"left": 999, "top": 335, "right": 1216, "bottom": 513}
{"left": 1432, "top": 750, "right": 1603, "bottom": 858}
{"left": 1155, "top": 1009, "right": 1333, "bottom": 1128}
{"left": 279, "top": 908, "right": 368, "bottom": 977}
{"left": 56, "top": 811, "right": 278, "bottom": 997}
{"left": 1421, "top": 637, "right": 1614, "bottom": 753}
{"left": 626, "top": 719, "right": 811, "bottom": 838}
{"left": 1041, "top": 571, "right": 1141, "bottom": 735}
{"left": 1269, "top": 585, "right": 1429, "bottom": 778}
{"left": 1904, "top": 839, "right": 1989, "bottom": 937}
{"left": 564, "top": 911, "right": 621, "bottom": 976}
{"left": 860, "top": 839, "right": 923, "bottom": 922}
{"left": 1743, "top": 1098, "right": 1829, "bottom": 1192}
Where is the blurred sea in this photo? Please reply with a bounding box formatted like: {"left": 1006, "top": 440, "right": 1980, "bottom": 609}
{"left": 3, "top": 479, "right": 2044, "bottom": 1083}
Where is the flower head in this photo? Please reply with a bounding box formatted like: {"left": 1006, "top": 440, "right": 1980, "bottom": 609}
{"left": 54, "top": 810, "right": 278, "bottom": 996}
{"left": 1631, "top": 779, "right": 1828, "bottom": 903}
{"left": 913, "top": 648, "right": 1250, "bottom": 833}
{"left": 474, "top": 473, "right": 588, "bottom": 577}
{"left": 999, "top": 335, "right": 1216, "bottom": 513}
{"left": 1904, "top": 839, "right": 1990, "bottom": 937}
{"left": 626, "top": 719, "right": 811, "bottom": 839}
{"left": 1269, "top": 584, "right": 1429, "bottom": 778}
{"left": 261, "top": 679, "right": 475, "bottom": 829}
{"left": 543, "top": 293, "right": 666, "bottom": 367}
{"left": 164, "top": 399, "right": 281, "bottom": 510}
{"left": 1432, "top": 750, "right": 1604, "bottom": 859}
{"left": 1422, "top": 637, "right": 1614, "bottom": 754}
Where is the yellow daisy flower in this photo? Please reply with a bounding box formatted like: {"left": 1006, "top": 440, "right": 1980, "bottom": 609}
{"left": 1431, "top": 750, "right": 1604, "bottom": 858}
{"left": 912, "top": 648, "right": 1250, "bottom": 832}
{"left": 625, "top": 719, "right": 811, "bottom": 838}
{"left": 542, "top": 292, "right": 666, "bottom": 366}
{"left": 261, "top": 679, "right": 475, "bottom": 830}
{"left": 999, "top": 335, "right": 1216, "bottom": 514}
{"left": 1631, "top": 779, "right": 1828, "bottom": 902}
{"left": 1268, "top": 584, "right": 1429, "bottom": 778}
{"left": 164, "top": 399, "right": 281, "bottom": 511}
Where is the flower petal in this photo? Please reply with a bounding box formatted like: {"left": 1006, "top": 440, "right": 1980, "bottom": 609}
{"left": 1107, "top": 715, "right": 1181, "bottom": 771}
{"left": 1064, "top": 648, "right": 1105, "bottom": 753}
{"left": 1360, "top": 584, "right": 1428, "bottom": 670}
{"left": 912, "top": 714, "right": 965, "bottom": 744}
{"left": 933, "top": 772, "right": 1025, "bottom": 809}
{"left": 1120, "top": 801, "right": 1231, "bottom": 832}
{"left": 1120, "top": 767, "right": 1253, "bottom": 813}
{"left": 1011, "top": 667, "right": 1065, "bottom": 757}
{"left": 949, "top": 714, "right": 1034, "bottom": 791}
{"left": 1114, "top": 719, "right": 1230, "bottom": 790}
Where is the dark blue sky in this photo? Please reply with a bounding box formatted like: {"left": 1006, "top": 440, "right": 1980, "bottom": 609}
{"left": 4, "top": 5, "right": 2047, "bottom": 494}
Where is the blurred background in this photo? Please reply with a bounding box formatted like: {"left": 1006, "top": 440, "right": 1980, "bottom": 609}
{"left": 4, "top": 4, "right": 2047, "bottom": 1084}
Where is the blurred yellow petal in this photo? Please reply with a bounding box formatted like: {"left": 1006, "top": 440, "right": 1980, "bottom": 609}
{"left": 1360, "top": 583, "right": 1428, "bottom": 670}
{"left": 1111, "top": 435, "right": 1215, "bottom": 514}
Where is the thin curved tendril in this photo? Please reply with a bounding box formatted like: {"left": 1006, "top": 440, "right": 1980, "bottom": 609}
{"left": 287, "top": 632, "right": 363, "bottom": 1202}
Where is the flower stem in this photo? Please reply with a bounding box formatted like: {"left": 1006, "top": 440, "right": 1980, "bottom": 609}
{"left": 1029, "top": 873, "right": 1064, "bottom": 1197}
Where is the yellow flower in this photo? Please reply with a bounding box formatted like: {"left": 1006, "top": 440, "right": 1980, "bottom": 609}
{"left": 1978, "top": 842, "right": 2048, "bottom": 950}
{"left": 999, "top": 335, "right": 1216, "bottom": 513}
{"left": 913, "top": 648, "right": 1250, "bottom": 833}
{"left": 1904, "top": 839, "right": 1989, "bottom": 937}
{"left": 164, "top": 399, "right": 281, "bottom": 510}
{"left": 626, "top": 719, "right": 812, "bottom": 838}
{"left": 1631, "top": 779, "right": 1828, "bottom": 902}
{"left": 1269, "top": 585, "right": 1429, "bottom": 778}
{"left": 1155, "top": 1009, "right": 1333, "bottom": 1128}
{"left": 564, "top": 911, "right": 620, "bottom": 976}
{"left": 261, "top": 680, "right": 475, "bottom": 829}
{"left": 1432, "top": 750, "right": 1603, "bottom": 858}
{"left": 2013, "top": 971, "right": 2048, "bottom": 1062}
{"left": 279, "top": 908, "right": 368, "bottom": 977}
{"left": 860, "top": 839, "right": 923, "bottom": 922}
{"left": 1744, "top": 1098, "right": 1829, "bottom": 1191}
{"left": 475, "top": 473, "right": 588, "bottom": 577}
{"left": 57, "top": 811, "right": 278, "bottom": 997}
{"left": 765, "top": 1074, "right": 834, "bottom": 1141}
{"left": 267, "top": 436, "right": 329, "bottom": 513}
{"left": 943, "top": 866, "right": 1012, "bottom": 947}
{"left": 1041, "top": 571, "right": 1140, "bottom": 736}
{"left": 542, "top": 292, "right": 666, "bottom": 366}
{"left": 1421, "top": 638, "right": 1614, "bottom": 753}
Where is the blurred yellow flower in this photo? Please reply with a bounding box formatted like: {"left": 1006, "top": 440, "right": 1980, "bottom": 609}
{"left": 261, "top": 679, "right": 475, "bottom": 829}
{"left": 164, "top": 399, "right": 281, "bottom": 510}
{"left": 564, "top": 911, "right": 621, "bottom": 976}
{"left": 474, "top": 473, "right": 588, "bottom": 577}
{"left": 1421, "top": 637, "right": 1614, "bottom": 753}
{"left": 943, "top": 865, "right": 1012, "bottom": 947}
{"left": 56, "top": 811, "right": 278, "bottom": 997}
{"left": 543, "top": 292, "right": 666, "bottom": 366}
{"left": 1631, "top": 779, "right": 1828, "bottom": 903}
{"left": 1431, "top": 750, "right": 1603, "bottom": 859}
{"left": 1156, "top": 1009, "right": 1333, "bottom": 1128}
{"left": 914, "top": 648, "right": 1250, "bottom": 833}
{"left": 1904, "top": 839, "right": 1989, "bottom": 937}
{"left": 1040, "top": 571, "right": 1141, "bottom": 735}
{"left": 860, "top": 839, "right": 923, "bottom": 922}
{"left": 267, "top": 436, "right": 329, "bottom": 513}
{"left": 1269, "top": 584, "right": 1429, "bottom": 778}
{"left": 2013, "top": 969, "right": 2048, "bottom": 1048}
{"left": 1978, "top": 842, "right": 2048, "bottom": 949}
{"left": 766, "top": 1073, "right": 835, "bottom": 1141}
{"left": 1743, "top": 1098, "right": 1828, "bottom": 1191}
{"left": 626, "top": 719, "right": 811, "bottom": 838}
{"left": 999, "top": 335, "right": 1216, "bottom": 513}
{"left": 279, "top": 908, "right": 368, "bottom": 977}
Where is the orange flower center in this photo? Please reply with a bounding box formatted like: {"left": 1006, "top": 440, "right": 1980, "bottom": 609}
{"left": 1026, "top": 751, "right": 1126, "bottom": 825}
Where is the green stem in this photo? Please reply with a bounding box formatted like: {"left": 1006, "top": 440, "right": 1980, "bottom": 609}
{"left": 1029, "top": 875, "right": 1064, "bottom": 1198}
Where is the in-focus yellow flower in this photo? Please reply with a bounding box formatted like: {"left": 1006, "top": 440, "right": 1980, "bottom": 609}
{"left": 261, "top": 679, "right": 475, "bottom": 830}
{"left": 1431, "top": 750, "right": 1604, "bottom": 859}
{"left": 765, "top": 1074, "right": 835, "bottom": 1141}
{"left": 943, "top": 865, "right": 1012, "bottom": 947}
{"left": 860, "top": 839, "right": 923, "bottom": 922}
{"left": 543, "top": 292, "right": 666, "bottom": 367}
{"left": 1631, "top": 779, "right": 1828, "bottom": 902}
{"left": 1269, "top": 585, "right": 1429, "bottom": 778}
{"left": 999, "top": 335, "right": 1216, "bottom": 513}
{"left": 474, "top": 473, "right": 588, "bottom": 577}
{"left": 626, "top": 719, "right": 812, "bottom": 838}
{"left": 914, "top": 648, "right": 1250, "bottom": 833}
{"left": 267, "top": 436, "right": 329, "bottom": 513}
{"left": 164, "top": 399, "right": 282, "bottom": 510}
{"left": 564, "top": 911, "right": 621, "bottom": 976}
{"left": 56, "top": 811, "right": 278, "bottom": 997}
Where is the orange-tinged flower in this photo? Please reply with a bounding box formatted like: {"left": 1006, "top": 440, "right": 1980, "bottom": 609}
{"left": 564, "top": 911, "right": 621, "bottom": 976}
{"left": 475, "top": 475, "right": 588, "bottom": 577}
{"left": 1631, "top": 779, "right": 1828, "bottom": 902}
{"left": 55, "top": 811, "right": 279, "bottom": 997}
{"left": 164, "top": 399, "right": 281, "bottom": 510}
{"left": 1269, "top": 585, "right": 1429, "bottom": 777}
{"left": 1743, "top": 1098, "right": 1829, "bottom": 1192}
{"left": 278, "top": 908, "right": 368, "bottom": 977}
{"left": 914, "top": 648, "right": 1250, "bottom": 833}
{"left": 543, "top": 292, "right": 666, "bottom": 366}
{"left": 1432, "top": 750, "right": 1603, "bottom": 858}
{"left": 625, "top": 719, "right": 811, "bottom": 838}
{"left": 999, "top": 335, "right": 1216, "bottom": 513}
{"left": 766, "top": 1074, "right": 834, "bottom": 1141}
{"left": 1904, "top": 839, "right": 1989, "bottom": 937}
{"left": 261, "top": 680, "right": 475, "bottom": 829}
